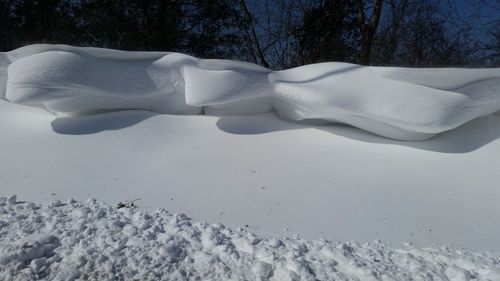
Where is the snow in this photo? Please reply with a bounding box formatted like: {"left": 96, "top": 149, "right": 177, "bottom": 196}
{"left": 1, "top": 45, "right": 500, "bottom": 278}
{"left": 2, "top": 44, "right": 499, "bottom": 140}
{"left": 1, "top": 196, "right": 499, "bottom": 281}
{"left": 1, "top": 97, "right": 500, "bottom": 252}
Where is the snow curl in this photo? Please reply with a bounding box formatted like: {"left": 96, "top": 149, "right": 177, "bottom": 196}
{"left": 1, "top": 44, "right": 499, "bottom": 140}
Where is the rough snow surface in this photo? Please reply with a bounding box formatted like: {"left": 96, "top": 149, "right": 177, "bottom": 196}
{"left": 1, "top": 196, "right": 499, "bottom": 281}
{"left": 1, "top": 44, "right": 499, "bottom": 140}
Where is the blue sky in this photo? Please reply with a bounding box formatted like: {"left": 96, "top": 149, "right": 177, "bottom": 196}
{"left": 247, "top": 0, "right": 499, "bottom": 42}
{"left": 448, "top": 0, "right": 499, "bottom": 42}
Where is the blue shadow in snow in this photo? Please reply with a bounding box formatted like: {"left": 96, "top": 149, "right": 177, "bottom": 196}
{"left": 51, "top": 110, "right": 155, "bottom": 135}
{"left": 216, "top": 113, "right": 500, "bottom": 154}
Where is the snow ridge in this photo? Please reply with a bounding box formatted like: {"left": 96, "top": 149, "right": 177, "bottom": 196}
{"left": 1, "top": 44, "right": 500, "bottom": 140}
{"left": 0, "top": 196, "right": 499, "bottom": 281}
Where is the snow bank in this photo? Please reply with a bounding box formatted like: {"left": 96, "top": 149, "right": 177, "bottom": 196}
{"left": 1, "top": 196, "right": 499, "bottom": 281}
{"left": 1, "top": 44, "right": 499, "bottom": 140}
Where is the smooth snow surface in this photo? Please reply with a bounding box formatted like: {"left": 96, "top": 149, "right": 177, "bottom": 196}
{"left": 1, "top": 197, "right": 499, "bottom": 281}
{"left": 1, "top": 97, "right": 500, "bottom": 252}
{"left": 2, "top": 44, "right": 499, "bottom": 140}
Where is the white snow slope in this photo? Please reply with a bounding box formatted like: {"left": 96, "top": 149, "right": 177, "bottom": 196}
{"left": 1, "top": 44, "right": 500, "bottom": 140}
{"left": 1, "top": 196, "right": 499, "bottom": 281}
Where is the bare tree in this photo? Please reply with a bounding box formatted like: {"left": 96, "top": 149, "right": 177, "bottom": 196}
{"left": 0, "top": 0, "right": 14, "bottom": 50}
{"left": 485, "top": 26, "right": 500, "bottom": 66}
{"left": 372, "top": 0, "right": 409, "bottom": 65}
{"left": 356, "top": 0, "right": 383, "bottom": 64}
{"left": 237, "top": 0, "right": 270, "bottom": 68}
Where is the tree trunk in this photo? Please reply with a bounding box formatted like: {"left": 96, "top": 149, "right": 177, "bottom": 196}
{"left": 357, "top": 0, "right": 383, "bottom": 65}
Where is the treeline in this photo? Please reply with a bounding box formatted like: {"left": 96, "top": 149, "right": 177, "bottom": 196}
{"left": 0, "top": 0, "right": 498, "bottom": 68}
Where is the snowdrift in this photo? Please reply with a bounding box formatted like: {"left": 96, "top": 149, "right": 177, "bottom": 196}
{"left": 1, "top": 196, "right": 499, "bottom": 280}
{"left": 1, "top": 44, "right": 499, "bottom": 140}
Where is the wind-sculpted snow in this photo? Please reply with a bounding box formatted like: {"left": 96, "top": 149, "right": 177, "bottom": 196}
{"left": 1, "top": 196, "right": 499, "bottom": 281}
{"left": 1, "top": 44, "right": 499, "bottom": 140}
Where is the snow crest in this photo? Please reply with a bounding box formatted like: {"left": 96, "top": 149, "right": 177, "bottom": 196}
{"left": 1, "top": 196, "right": 499, "bottom": 281}
{"left": 1, "top": 44, "right": 499, "bottom": 140}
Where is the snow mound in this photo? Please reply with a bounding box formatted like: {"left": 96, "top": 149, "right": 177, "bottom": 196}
{"left": 0, "top": 196, "right": 499, "bottom": 281}
{"left": 1, "top": 44, "right": 500, "bottom": 140}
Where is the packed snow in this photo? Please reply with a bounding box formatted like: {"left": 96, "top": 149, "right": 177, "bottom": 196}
{"left": 1, "top": 196, "right": 499, "bottom": 281}
{"left": 1, "top": 44, "right": 499, "bottom": 140}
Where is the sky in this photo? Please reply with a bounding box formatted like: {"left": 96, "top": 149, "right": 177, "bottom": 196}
{"left": 453, "top": 0, "right": 499, "bottom": 26}
{"left": 248, "top": 0, "right": 499, "bottom": 43}
{"left": 448, "top": 0, "right": 499, "bottom": 43}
